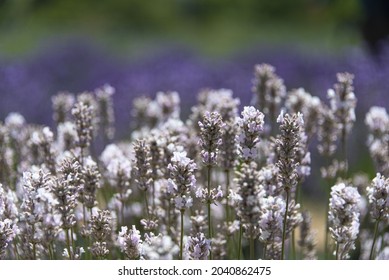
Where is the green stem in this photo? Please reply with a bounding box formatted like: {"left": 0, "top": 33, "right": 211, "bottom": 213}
{"left": 369, "top": 219, "right": 380, "bottom": 260}
{"left": 225, "top": 169, "right": 230, "bottom": 223}
{"left": 207, "top": 165, "right": 213, "bottom": 260}
{"left": 180, "top": 209, "right": 184, "bottom": 260}
{"left": 144, "top": 190, "right": 150, "bottom": 220}
{"left": 335, "top": 242, "right": 340, "bottom": 260}
{"left": 167, "top": 199, "right": 172, "bottom": 235}
{"left": 291, "top": 230, "right": 296, "bottom": 260}
{"left": 324, "top": 178, "right": 331, "bottom": 259}
{"left": 281, "top": 189, "right": 290, "bottom": 260}
{"left": 238, "top": 224, "right": 243, "bottom": 260}
{"left": 65, "top": 229, "right": 72, "bottom": 260}
{"left": 262, "top": 244, "right": 267, "bottom": 260}
{"left": 250, "top": 238, "right": 254, "bottom": 260}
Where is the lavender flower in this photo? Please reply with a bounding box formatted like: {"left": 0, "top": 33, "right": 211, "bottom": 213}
{"left": 286, "top": 88, "right": 322, "bottom": 139}
{"left": 275, "top": 111, "right": 303, "bottom": 192}
{"left": 365, "top": 107, "right": 389, "bottom": 174}
{"left": 95, "top": 84, "right": 115, "bottom": 142}
{"left": 251, "top": 63, "right": 276, "bottom": 113}
{"left": 90, "top": 210, "right": 112, "bottom": 259}
{"left": 298, "top": 211, "right": 317, "bottom": 260}
{"left": 328, "top": 182, "right": 361, "bottom": 259}
{"left": 258, "top": 196, "right": 285, "bottom": 258}
{"left": 133, "top": 139, "right": 153, "bottom": 192}
{"left": 237, "top": 106, "right": 265, "bottom": 161}
{"left": 235, "top": 161, "right": 263, "bottom": 240}
{"left": 56, "top": 122, "right": 78, "bottom": 153}
{"left": 367, "top": 173, "right": 389, "bottom": 221}
{"left": 327, "top": 72, "right": 357, "bottom": 135}
{"left": 0, "top": 219, "right": 19, "bottom": 259}
{"left": 52, "top": 92, "right": 75, "bottom": 126}
{"left": 118, "top": 225, "right": 142, "bottom": 260}
{"left": 80, "top": 157, "right": 101, "bottom": 210}
{"left": 186, "top": 232, "right": 211, "bottom": 260}
{"left": 317, "top": 105, "right": 340, "bottom": 157}
{"left": 198, "top": 111, "right": 224, "bottom": 166}
{"left": 142, "top": 232, "right": 179, "bottom": 260}
{"left": 29, "top": 126, "right": 56, "bottom": 174}
{"left": 155, "top": 91, "right": 181, "bottom": 122}
{"left": 72, "top": 101, "right": 93, "bottom": 155}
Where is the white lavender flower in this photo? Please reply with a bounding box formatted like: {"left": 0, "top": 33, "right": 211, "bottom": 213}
{"left": 258, "top": 196, "right": 285, "bottom": 245}
{"left": 56, "top": 122, "right": 78, "bottom": 152}
{"left": 52, "top": 92, "right": 75, "bottom": 125}
{"left": 72, "top": 101, "right": 93, "bottom": 153}
{"left": 118, "top": 225, "right": 142, "bottom": 260}
{"left": 251, "top": 63, "right": 276, "bottom": 113}
{"left": 167, "top": 151, "right": 197, "bottom": 210}
{"left": 0, "top": 219, "right": 19, "bottom": 259}
{"left": 298, "top": 211, "right": 317, "bottom": 260}
{"left": 275, "top": 111, "right": 303, "bottom": 192}
{"left": 155, "top": 91, "right": 181, "bottom": 122}
{"left": 365, "top": 107, "right": 389, "bottom": 174}
{"left": 29, "top": 126, "right": 57, "bottom": 174}
{"left": 142, "top": 232, "right": 179, "bottom": 260}
{"left": 133, "top": 139, "right": 153, "bottom": 192}
{"left": 365, "top": 106, "right": 389, "bottom": 137}
{"left": 286, "top": 88, "right": 322, "bottom": 138}
{"left": 198, "top": 111, "right": 224, "bottom": 166}
{"left": 328, "top": 182, "right": 361, "bottom": 259}
{"left": 237, "top": 106, "right": 265, "bottom": 161}
{"left": 185, "top": 232, "right": 211, "bottom": 260}
{"left": 235, "top": 161, "right": 263, "bottom": 239}
{"left": 367, "top": 173, "right": 389, "bottom": 221}
{"left": 327, "top": 72, "right": 357, "bottom": 135}
{"left": 95, "top": 84, "right": 115, "bottom": 141}
{"left": 90, "top": 210, "right": 112, "bottom": 259}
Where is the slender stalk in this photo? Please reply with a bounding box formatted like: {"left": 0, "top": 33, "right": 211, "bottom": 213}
{"left": 238, "top": 223, "right": 243, "bottom": 260}
{"left": 207, "top": 165, "right": 213, "bottom": 260}
{"left": 65, "top": 229, "right": 72, "bottom": 260}
{"left": 369, "top": 219, "right": 380, "bottom": 260}
{"left": 83, "top": 205, "right": 87, "bottom": 225}
{"left": 335, "top": 242, "right": 340, "bottom": 260}
{"left": 144, "top": 190, "right": 150, "bottom": 220}
{"left": 32, "top": 224, "right": 37, "bottom": 260}
{"left": 152, "top": 183, "right": 156, "bottom": 215}
{"left": 250, "top": 238, "right": 255, "bottom": 260}
{"left": 262, "top": 244, "right": 267, "bottom": 260}
{"left": 281, "top": 189, "right": 290, "bottom": 260}
{"left": 167, "top": 199, "right": 172, "bottom": 235}
{"left": 180, "top": 209, "right": 184, "bottom": 260}
{"left": 324, "top": 177, "right": 331, "bottom": 259}
{"left": 70, "top": 227, "right": 75, "bottom": 250}
{"left": 291, "top": 230, "right": 296, "bottom": 259}
{"left": 120, "top": 192, "right": 125, "bottom": 224}
{"left": 341, "top": 127, "right": 348, "bottom": 178}
{"left": 13, "top": 243, "right": 19, "bottom": 260}
{"left": 225, "top": 169, "right": 230, "bottom": 223}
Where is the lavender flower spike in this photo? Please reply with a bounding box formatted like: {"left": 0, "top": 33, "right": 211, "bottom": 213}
{"left": 237, "top": 106, "right": 265, "bottom": 161}
{"left": 198, "top": 111, "right": 224, "bottom": 166}
{"left": 328, "top": 182, "right": 361, "bottom": 259}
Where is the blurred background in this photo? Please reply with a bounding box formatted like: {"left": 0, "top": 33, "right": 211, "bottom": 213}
{"left": 1, "top": 0, "right": 389, "bottom": 255}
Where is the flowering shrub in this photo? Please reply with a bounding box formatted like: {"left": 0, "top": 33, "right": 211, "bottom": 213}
{"left": 1, "top": 63, "right": 389, "bottom": 260}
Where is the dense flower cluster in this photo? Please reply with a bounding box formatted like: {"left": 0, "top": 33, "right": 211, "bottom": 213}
{"left": 0, "top": 63, "right": 387, "bottom": 261}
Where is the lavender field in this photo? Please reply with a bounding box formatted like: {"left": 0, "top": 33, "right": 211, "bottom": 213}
{"left": 1, "top": 42, "right": 389, "bottom": 260}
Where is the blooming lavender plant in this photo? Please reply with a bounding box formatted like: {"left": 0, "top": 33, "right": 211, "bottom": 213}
{"left": 118, "top": 225, "right": 142, "bottom": 260}
{"left": 237, "top": 106, "right": 265, "bottom": 162}
{"left": 167, "top": 151, "right": 197, "bottom": 259}
{"left": 328, "top": 182, "right": 361, "bottom": 259}
{"left": 198, "top": 111, "right": 224, "bottom": 258}
{"left": 366, "top": 173, "right": 389, "bottom": 259}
